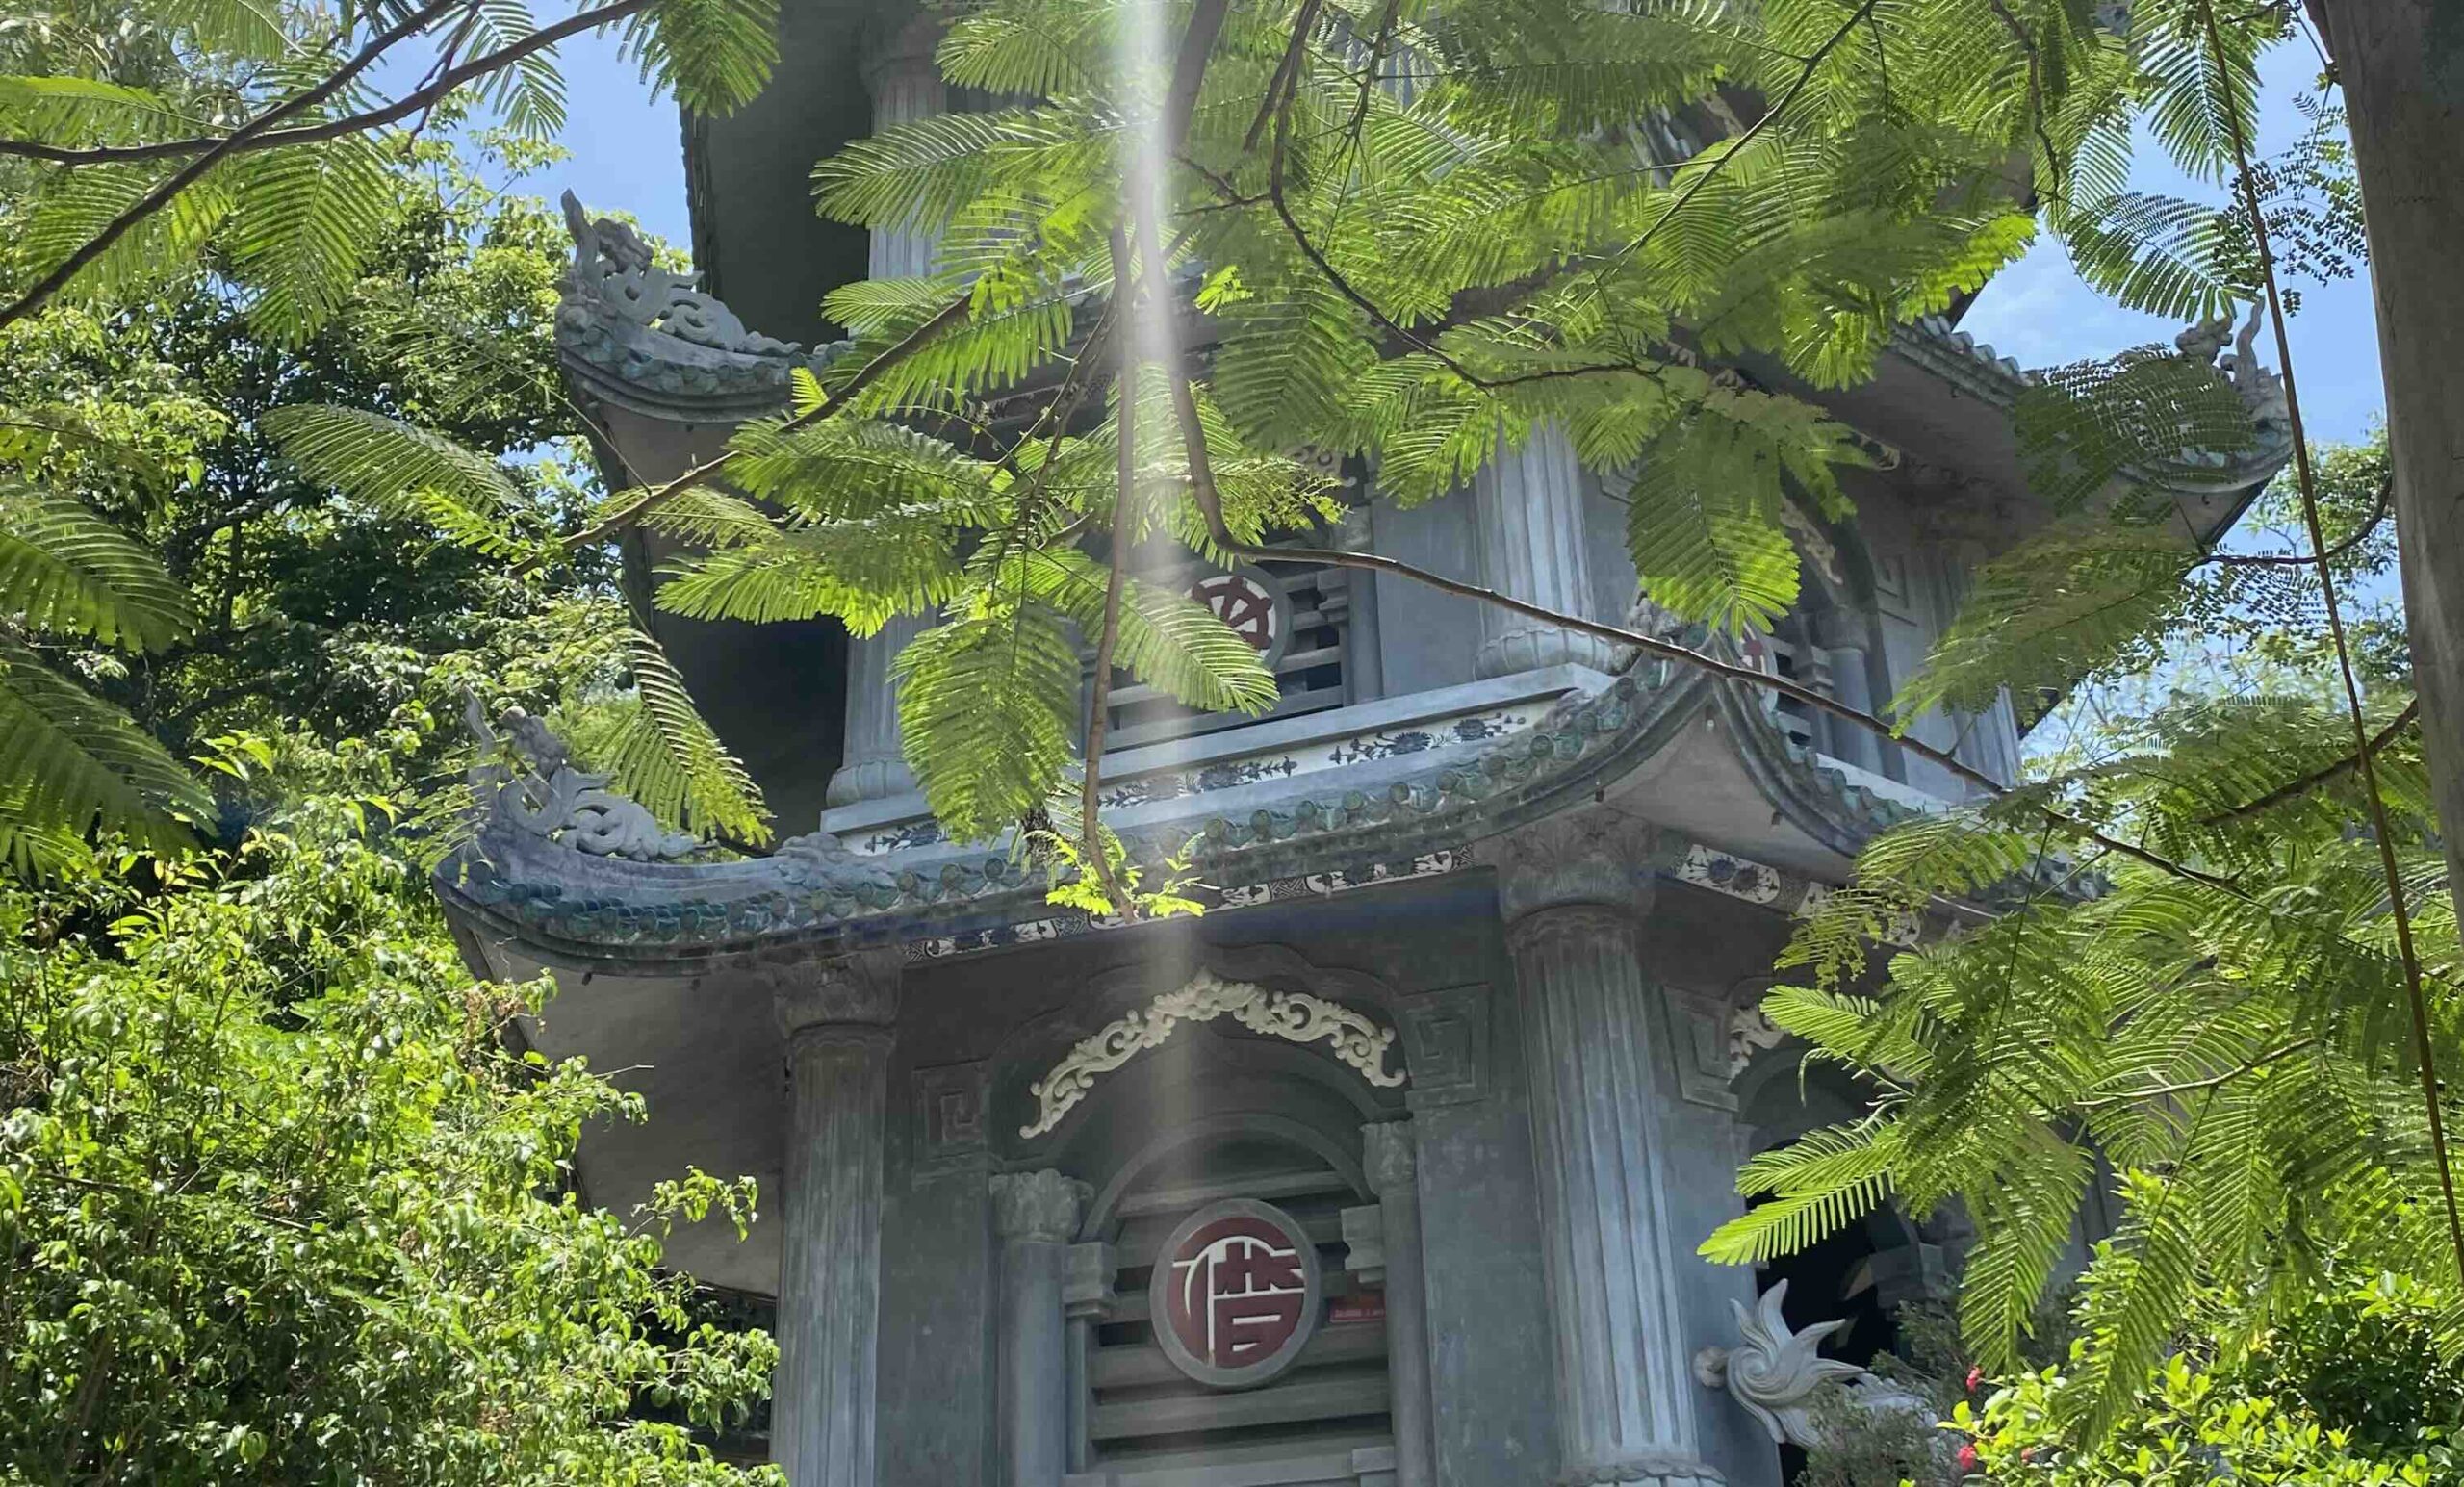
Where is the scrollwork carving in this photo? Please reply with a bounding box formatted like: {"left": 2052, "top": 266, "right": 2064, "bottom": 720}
{"left": 1020, "top": 969, "right": 1405, "bottom": 1138}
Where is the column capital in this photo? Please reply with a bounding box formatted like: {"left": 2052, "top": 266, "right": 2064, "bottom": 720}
{"left": 858, "top": 12, "right": 942, "bottom": 92}
{"left": 772, "top": 949, "right": 903, "bottom": 1040}
{"left": 1362, "top": 1119, "right": 1417, "bottom": 1197}
{"left": 1810, "top": 604, "right": 1879, "bottom": 653}
{"left": 1493, "top": 809, "right": 1659, "bottom": 924}
{"left": 989, "top": 1167, "right": 1087, "bottom": 1243}
{"left": 1065, "top": 1241, "right": 1119, "bottom": 1320}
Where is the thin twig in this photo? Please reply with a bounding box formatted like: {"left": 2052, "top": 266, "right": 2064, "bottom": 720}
{"left": 2204, "top": 472, "right": 2392, "bottom": 567}
{"left": 2202, "top": 696, "right": 2419, "bottom": 824}
{"left": 0, "top": 0, "right": 654, "bottom": 167}
{"left": 528, "top": 293, "right": 975, "bottom": 568}
{"left": 0, "top": 0, "right": 474, "bottom": 329}
{"left": 1574, "top": 0, "right": 1884, "bottom": 309}
{"left": 2073, "top": 1040, "right": 2317, "bottom": 1109}
{"left": 2196, "top": 0, "right": 2464, "bottom": 1295}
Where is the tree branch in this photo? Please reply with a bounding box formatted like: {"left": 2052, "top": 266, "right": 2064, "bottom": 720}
{"left": 1079, "top": 225, "right": 1142, "bottom": 918}
{"left": 2202, "top": 696, "right": 2420, "bottom": 824}
{"left": 2204, "top": 472, "right": 2393, "bottom": 567}
{"left": 0, "top": 0, "right": 654, "bottom": 168}
{"left": 2195, "top": 0, "right": 2464, "bottom": 1293}
{"left": 0, "top": 0, "right": 474, "bottom": 330}
{"left": 526, "top": 291, "right": 976, "bottom": 570}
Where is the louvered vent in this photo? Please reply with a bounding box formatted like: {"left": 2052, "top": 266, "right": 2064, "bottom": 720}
{"left": 1076, "top": 1136, "right": 1393, "bottom": 1483}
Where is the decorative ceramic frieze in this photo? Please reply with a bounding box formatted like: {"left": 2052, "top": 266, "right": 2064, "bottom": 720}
{"left": 849, "top": 704, "right": 1535, "bottom": 850}
{"left": 1019, "top": 969, "right": 1405, "bottom": 1139}
{"left": 440, "top": 649, "right": 1998, "bottom": 968}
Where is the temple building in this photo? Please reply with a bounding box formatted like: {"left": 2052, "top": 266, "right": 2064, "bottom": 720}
{"left": 435, "top": 8, "right": 2295, "bottom": 1485}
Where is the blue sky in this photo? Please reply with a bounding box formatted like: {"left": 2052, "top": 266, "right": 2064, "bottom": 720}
{"left": 524, "top": 29, "right": 2385, "bottom": 446}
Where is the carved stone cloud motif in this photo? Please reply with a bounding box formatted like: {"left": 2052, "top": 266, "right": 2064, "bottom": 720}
{"left": 1020, "top": 969, "right": 1406, "bottom": 1138}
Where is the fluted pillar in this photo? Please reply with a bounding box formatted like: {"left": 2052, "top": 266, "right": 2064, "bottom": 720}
{"left": 860, "top": 15, "right": 946, "bottom": 280}
{"left": 772, "top": 952, "right": 901, "bottom": 1487}
{"left": 827, "top": 17, "right": 948, "bottom": 808}
{"left": 1498, "top": 815, "right": 1721, "bottom": 1487}
{"left": 1365, "top": 1122, "right": 1437, "bottom": 1487}
{"left": 1472, "top": 425, "right": 1620, "bottom": 679}
{"left": 991, "top": 1169, "right": 1085, "bottom": 1487}
{"left": 825, "top": 612, "right": 927, "bottom": 808}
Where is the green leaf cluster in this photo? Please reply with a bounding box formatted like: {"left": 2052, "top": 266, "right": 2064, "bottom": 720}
{"left": 0, "top": 755, "right": 778, "bottom": 1483}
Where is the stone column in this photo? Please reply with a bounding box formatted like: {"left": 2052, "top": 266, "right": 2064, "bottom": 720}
{"left": 1472, "top": 425, "right": 1619, "bottom": 679}
{"left": 1365, "top": 1122, "right": 1437, "bottom": 1487}
{"left": 990, "top": 1169, "right": 1086, "bottom": 1487}
{"left": 859, "top": 15, "right": 947, "bottom": 280}
{"left": 1498, "top": 815, "right": 1721, "bottom": 1487}
{"left": 1810, "top": 605, "right": 1883, "bottom": 774}
{"left": 828, "top": 17, "right": 947, "bottom": 808}
{"left": 772, "top": 952, "right": 901, "bottom": 1487}
{"left": 825, "top": 613, "right": 927, "bottom": 808}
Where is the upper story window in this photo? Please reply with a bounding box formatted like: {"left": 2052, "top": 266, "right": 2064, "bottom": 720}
{"left": 1091, "top": 546, "right": 1370, "bottom": 753}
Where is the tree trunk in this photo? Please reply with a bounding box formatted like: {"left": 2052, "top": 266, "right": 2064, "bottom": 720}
{"left": 2328, "top": 0, "right": 2464, "bottom": 924}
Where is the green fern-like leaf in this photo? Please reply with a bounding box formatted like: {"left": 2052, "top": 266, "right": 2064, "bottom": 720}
{"left": 264, "top": 404, "right": 519, "bottom": 529}
{"left": 0, "top": 487, "right": 196, "bottom": 653}
{"left": 223, "top": 133, "right": 397, "bottom": 340}
{"left": 0, "top": 638, "right": 209, "bottom": 853}
{"left": 893, "top": 602, "right": 1083, "bottom": 843}
{"left": 594, "top": 628, "right": 770, "bottom": 844}
{"left": 621, "top": 0, "right": 780, "bottom": 115}
{"left": 1701, "top": 1120, "right": 1902, "bottom": 1265}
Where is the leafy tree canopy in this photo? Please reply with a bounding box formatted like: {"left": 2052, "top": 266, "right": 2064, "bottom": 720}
{"left": 0, "top": 734, "right": 776, "bottom": 1483}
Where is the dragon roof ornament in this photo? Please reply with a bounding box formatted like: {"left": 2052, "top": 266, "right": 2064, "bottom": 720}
{"left": 462, "top": 691, "right": 700, "bottom": 862}
{"left": 553, "top": 192, "right": 850, "bottom": 421}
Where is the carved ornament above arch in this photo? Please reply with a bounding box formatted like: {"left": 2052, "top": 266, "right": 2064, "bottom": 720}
{"left": 1018, "top": 969, "right": 1406, "bottom": 1140}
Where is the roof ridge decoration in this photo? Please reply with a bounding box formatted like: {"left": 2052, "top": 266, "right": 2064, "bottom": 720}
{"left": 1692, "top": 1279, "right": 1933, "bottom": 1452}
{"left": 435, "top": 628, "right": 1946, "bottom": 968}
{"left": 463, "top": 691, "right": 700, "bottom": 861}
{"left": 555, "top": 192, "right": 848, "bottom": 421}
{"left": 1019, "top": 968, "right": 1405, "bottom": 1139}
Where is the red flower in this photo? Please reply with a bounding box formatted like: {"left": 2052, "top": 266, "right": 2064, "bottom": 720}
{"left": 1965, "top": 1366, "right": 1984, "bottom": 1393}
{"left": 1957, "top": 1441, "right": 1979, "bottom": 1473}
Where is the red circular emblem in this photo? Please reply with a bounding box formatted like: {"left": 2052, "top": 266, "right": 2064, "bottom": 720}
{"left": 1149, "top": 1199, "right": 1322, "bottom": 1388}
{"left": 1189, "top": 572, "right": 1284, "bottom": 657}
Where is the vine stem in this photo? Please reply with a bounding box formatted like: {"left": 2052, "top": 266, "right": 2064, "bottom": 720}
{"left": 2195, "top": 0, "right": 2464, "bottom": 1293}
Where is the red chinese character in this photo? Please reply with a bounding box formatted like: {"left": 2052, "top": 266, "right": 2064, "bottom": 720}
{"left": 1163, "top": 1215, "right": 1309, "bottom": 1369}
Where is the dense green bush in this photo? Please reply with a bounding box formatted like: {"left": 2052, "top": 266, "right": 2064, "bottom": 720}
{"left": 1962, "top": 1276, "right": 2464, "bottom": 1484}
{"left": 0, "top": 740, "right": 776, "bottom": 1483}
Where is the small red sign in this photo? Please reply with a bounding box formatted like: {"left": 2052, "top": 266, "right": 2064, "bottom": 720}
{"left": 1328, "top": 1290, "right": 1386, "bottom": 1325}
{"left": 1162, "top": 1214, "right": 1309, "bottom": 1368}
{"left": 1151, "top": 1199, "right": 1322, "bottom": 1387}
